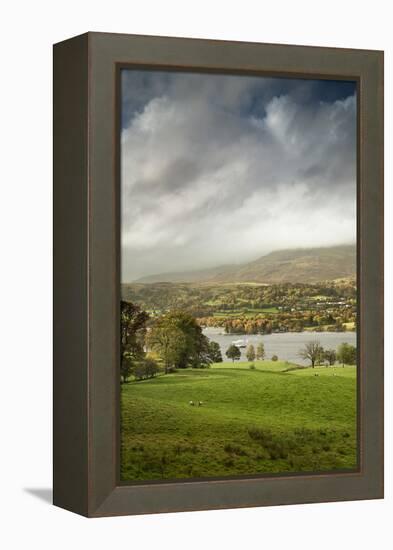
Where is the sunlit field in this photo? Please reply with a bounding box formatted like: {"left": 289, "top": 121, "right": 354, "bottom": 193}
{"left": 121, "top": 361, "right": 357, "bottom": 481}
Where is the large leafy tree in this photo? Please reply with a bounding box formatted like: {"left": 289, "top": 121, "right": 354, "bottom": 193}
{"left": 147, "top": 310, "right": 211, "bottom": 371}
{"left": 147, "top": 323, "right": 187, "bottom": 373}
{"left": 120, "top": 300, "right": 149, "bottom": 383}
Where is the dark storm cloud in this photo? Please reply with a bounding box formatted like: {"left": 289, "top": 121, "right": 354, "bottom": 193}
{"left": 120, "top": 70, "right": 357, "bottom": 281}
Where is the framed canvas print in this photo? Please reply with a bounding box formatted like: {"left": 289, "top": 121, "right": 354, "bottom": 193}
{"left": 53, "top": 32, "right": 384, "bottom": 517}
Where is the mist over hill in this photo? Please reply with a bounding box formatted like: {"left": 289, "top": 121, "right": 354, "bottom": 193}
{"left": 134, "top": 245, "right": 356, "bottom": 285}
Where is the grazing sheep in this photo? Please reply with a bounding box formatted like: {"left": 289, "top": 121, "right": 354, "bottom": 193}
{"left": 198, "top": 401, "right": 203, "bottom": 407}
{"left": 189, "top": 400, "right": 194, "bottom": 406}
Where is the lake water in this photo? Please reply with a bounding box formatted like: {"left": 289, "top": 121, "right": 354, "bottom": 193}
{"left": 203, "top": 327, "right": 357, "bottom": 366}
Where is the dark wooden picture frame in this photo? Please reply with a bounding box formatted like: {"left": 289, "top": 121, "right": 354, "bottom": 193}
{"left": 53, "top": 32, "right": 383, "bottom": 517}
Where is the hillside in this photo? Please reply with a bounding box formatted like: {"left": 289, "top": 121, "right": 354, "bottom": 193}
{"left": 134, "top": 244, "right": 356, "bottom": 284}
{"left": 121, "top": 363, "right": 357, "bottom": 481}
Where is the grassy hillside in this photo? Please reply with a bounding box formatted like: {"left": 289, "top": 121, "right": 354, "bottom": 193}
{"left": 135, "top": 244, "right": 356, "bottom": 284}
{"left": 121, "top": 361, "right": 357, "bottom": 481}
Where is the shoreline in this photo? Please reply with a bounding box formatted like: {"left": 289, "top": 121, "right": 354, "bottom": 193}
{"left": 202, "top": 328, "right": 356, "bottom": 336}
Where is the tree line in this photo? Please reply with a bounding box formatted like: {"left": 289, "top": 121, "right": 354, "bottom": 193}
{"left": 121, "top": 301, "right": 223, "bottom": 383}
{"left": 122, "top": 280, "right": 356, "bottom": 335}
{"left": 122, "top": 280, "right": 356, "bottom": 314}
{"left": 232, "top": 340, "right": 357, "bottom": 368}
{"left": 121, "top": 300, "right": 357, "bottom": 383}
{"left": 199, "top": 307, "right": 356, "bottom": 334}
{"left": 298, "top": 340, "right": 356, "bottom": 368}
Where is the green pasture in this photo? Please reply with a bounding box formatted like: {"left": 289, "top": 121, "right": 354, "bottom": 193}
{"left": 121, "top": 360, "right": 357, "bottom": 482}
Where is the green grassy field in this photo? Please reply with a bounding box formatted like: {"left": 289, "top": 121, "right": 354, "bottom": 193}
{"left": 120, "top": 361, "right": 357, "bottom": 482}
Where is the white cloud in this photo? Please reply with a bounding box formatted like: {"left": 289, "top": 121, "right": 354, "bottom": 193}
{"left": 121, "top": 73, "right": 356, "bottom": 281}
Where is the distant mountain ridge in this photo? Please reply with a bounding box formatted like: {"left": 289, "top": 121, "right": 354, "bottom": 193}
{"left": 134, "top": 244, "right": 356, "bottom": 284}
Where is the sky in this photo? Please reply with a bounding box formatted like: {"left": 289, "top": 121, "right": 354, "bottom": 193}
{"left": 121, "top": 70, "right": 357, "bottom": 282}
